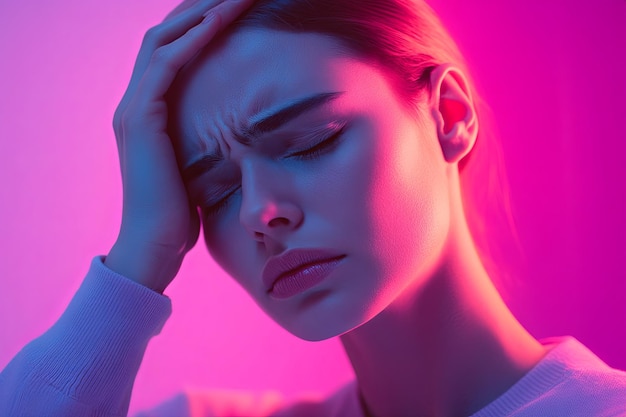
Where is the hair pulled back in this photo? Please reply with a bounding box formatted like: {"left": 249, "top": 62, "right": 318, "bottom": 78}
{"left": 227, "top": 0, "right": 519, "bottom": 291}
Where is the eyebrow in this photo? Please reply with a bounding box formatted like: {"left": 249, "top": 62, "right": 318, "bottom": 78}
{"left": 181, "top": 91, "right": 344, "bottom": 183}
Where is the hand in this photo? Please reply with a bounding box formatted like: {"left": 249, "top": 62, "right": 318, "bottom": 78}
{"left": 106, "top": 0, "right": 255, "bottom": 293}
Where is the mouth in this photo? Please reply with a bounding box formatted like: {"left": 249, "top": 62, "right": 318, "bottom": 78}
{"left": 262, "top": 248, "right": 346, "bottom": 299}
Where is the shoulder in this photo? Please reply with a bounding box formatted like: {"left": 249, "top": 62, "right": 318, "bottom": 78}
{"left": 539, "top": 336, "right": 626, "bottom": 403}
{"left": 133, "top": 381, "right": 363, "bottom": 417}
{"left": 473, "top": 336, "right": 626, "bottom": 417}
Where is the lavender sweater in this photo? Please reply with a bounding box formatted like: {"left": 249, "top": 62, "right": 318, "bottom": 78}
{"left": 1, "top": 257, "right": 625, "bottom": 416}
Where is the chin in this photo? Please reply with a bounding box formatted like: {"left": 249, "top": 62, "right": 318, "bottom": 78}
{"left": 285, "top": 322, "right": 353, "bottom": 342}
{"left": 271, "top": 295, "right": 385, "bottom": 342}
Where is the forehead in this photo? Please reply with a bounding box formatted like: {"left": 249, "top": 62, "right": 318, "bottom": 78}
{"left": 169, "top": 29, "right": 385, "bottom": 161}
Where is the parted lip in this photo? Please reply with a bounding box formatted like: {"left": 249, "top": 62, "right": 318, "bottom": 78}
{"left": 262, "top": 248, "right": 346, "bottom": 293}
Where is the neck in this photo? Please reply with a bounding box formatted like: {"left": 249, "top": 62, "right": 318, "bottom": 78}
{"left": 340, "top": 219, "right": 546, "bottom": 417}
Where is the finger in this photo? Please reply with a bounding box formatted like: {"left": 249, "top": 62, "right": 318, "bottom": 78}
{"left": 114, "top": 0, "right": 227, "bottom": 136}
{"left": 163, "top": 0, "right": 208, "bottom": 22}
{"left": 133, "top": 13, "right": 222, "bottom": 106}
{"left": 163, "top": 0, "right": 201, "bottom": 22}
{"left": 204, "top": 0, "right": 256, "bottom": 30}
{"left": 115, "top": 0, "right": 257, "bottom": 137}
{"left": 142, "top": 0, "right": 254, "bottom": 67}
{"left": 128, "top": 0, "right": 227, "bottom": 88}
{"left": 149, "top": 0, "right": 227, "bottom": 46}
{"left": 136, "top": 0, "right": 256, "bottom": 103}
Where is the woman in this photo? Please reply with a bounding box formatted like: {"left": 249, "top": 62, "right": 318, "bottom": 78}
{"left": 1, "top": 0, "right": 625, "bottom": 415}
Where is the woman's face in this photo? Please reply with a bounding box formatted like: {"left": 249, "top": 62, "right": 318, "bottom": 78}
{"left": 171, "top": 29, "right": 452, "bottom": 341}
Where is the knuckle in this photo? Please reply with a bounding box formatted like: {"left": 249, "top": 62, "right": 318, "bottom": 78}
{"left": 113, "top": 110, "right": 125, "bottom": 137}
{"left": 150, "top": 47, "right": 178, "bottom": 71}
{"left": 150, "top": 46, "right": 171, "bottom": 64}
{"left": 119, "top": 109, "right": 139, "bottom": 132}
{"left": 116, "top": 101, "right": 144, "bottom": 134}
{"left": 142, "top": 26, "right": 161, "bottom": 45}
{"left": 113, "top": 106, "right": 124, "bottom": 128}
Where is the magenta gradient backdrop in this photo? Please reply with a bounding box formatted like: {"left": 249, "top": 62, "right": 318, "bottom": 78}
{"left": 0, "top": 0, "right": 624, "bottom": 414}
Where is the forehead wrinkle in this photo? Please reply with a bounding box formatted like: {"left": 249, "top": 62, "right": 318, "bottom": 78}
{"left": 219, "top": 87, "right": 276, "bottom": 146}
{"left": 191, "top": 111, "right": 222, "bottom": 160}
{"left": 191, "top": 105, "right": 246, "bottom": 161}
{"left": 190, "top": 92, "right": 274, "bottom": 155}
{"left": 182, "top": 112, "right": 231, "bottom": 184}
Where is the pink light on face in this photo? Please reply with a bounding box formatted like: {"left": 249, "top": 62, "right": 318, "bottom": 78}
{"left": 0, "top": 1, "right": 624, "bottom": 415}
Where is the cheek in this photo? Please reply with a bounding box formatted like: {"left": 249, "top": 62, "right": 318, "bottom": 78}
{"left": 366, "top": 125, "right": 450, "bottom": 283}
{"left": 202, "top": 212, "right": 259, "bottom": 291}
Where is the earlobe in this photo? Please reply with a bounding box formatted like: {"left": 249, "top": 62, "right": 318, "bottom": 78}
{"left": 429, "top": 64, "right": 479, "bottom": 164}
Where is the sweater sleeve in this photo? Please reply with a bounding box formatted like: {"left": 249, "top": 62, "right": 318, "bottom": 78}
{"left": 0, "top": 256, "right": 172, "bottom": 417}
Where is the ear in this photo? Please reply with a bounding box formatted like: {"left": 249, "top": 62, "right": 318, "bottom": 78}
{"left": 429, "top": 64, "right": 479, "bottom": 164}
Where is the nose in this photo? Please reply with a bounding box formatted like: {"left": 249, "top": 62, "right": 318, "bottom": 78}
{"left": 238, "top": 159, "right": 304, "bottom": 242}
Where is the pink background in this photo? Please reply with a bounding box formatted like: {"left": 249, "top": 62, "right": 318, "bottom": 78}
{"left": 0, "top": 0, "right": 624, "bottom": 414}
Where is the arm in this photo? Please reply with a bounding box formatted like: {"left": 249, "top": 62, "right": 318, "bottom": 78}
{"left": 0, "top": 257, "right": 171, "bottom": 416}
{"left": 0, "top": 0, "right": 256, "bottom": 414}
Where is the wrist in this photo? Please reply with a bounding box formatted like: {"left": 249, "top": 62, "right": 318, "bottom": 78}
{"left": 105, "top": 240, "right": 183, "bottom": 294}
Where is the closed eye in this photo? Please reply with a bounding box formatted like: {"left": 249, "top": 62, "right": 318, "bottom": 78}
{"left": 202, "top": 187, "right": 241, "bottom": 216}
{"left": 288, "top": 125, "right": 346, "bottom": 161}
{"left": 200, "top": 124, "right": 347, "bottom": 215}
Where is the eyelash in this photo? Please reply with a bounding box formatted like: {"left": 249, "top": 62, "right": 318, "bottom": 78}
{"left": 203, "top": 127, "right": 346, "bottom": 215}
{"left": 289, "top": 127, "right": 346, "bottom": 161}
{"left": 203, "top": 187, "right": 240, "bottom": 216}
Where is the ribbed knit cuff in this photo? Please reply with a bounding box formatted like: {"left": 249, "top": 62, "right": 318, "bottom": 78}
{"left": 41, "top": 255, "right": 172, "bottom": 395}
{"left": 4, "top": 256, "right": 172, "bottom": 416}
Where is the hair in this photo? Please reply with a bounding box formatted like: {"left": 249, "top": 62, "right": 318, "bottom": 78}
{"left": 224, "top": 0, "right": 522, "bottom": 294}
